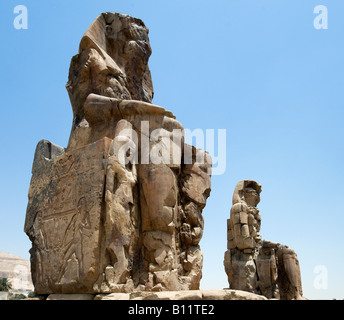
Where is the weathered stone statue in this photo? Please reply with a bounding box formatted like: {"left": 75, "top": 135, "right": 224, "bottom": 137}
{"left": 224, "top": 180, "right": 304, "bottom": 300}
{"left": 25, "top": 12, "right": 212, "bottom": 295}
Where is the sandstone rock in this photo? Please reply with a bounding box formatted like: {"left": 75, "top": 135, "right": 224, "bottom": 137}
{"left": 45, "top": 289, "right": 269, "bottom": 301}
{"left": 224, "top": 180, "right": 304, "bottom": 300}
{"left": 25, "top": 12, "right": 212, "bottom": 295}
{"left": 46, "top": 294, "right": 95, "bottom": 300}
{"left": 94, "top": 293, "right": 130, "bottom": 300}
{"left": 25, "top": 138, "right": 112, "bottom": 294}
{"left": 200, "top": 289, "right": 267, "bottom": 301}
{"left": 95, "top": 289, "right": 267, "bottom": 300}
{"left": 66, "top": 13, "right": 153, "bottom": 134}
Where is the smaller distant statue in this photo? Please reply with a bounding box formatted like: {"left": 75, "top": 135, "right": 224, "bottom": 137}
{"left": 224, "top": 180, "right": 304, "bottom": 300}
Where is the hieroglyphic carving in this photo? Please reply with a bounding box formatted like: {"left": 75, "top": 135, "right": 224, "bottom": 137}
{"left": 26, "top": 138, "right": 111, "bottom": 293}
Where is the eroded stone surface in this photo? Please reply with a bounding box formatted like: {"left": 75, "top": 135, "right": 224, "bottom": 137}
{"left": 224, "top": 180, "right": 304, "bottom": 300}
{"left": 46, "top": 294, "right": 95, "bottom": 300}
{"left": 93, "top": 289, "right": 268, "bottom": 300}
{"left": 25, "top": 138, "right": 112, "bottom": 294}
{"left": 66, "top": 13, "right": 153, "bottom": 133}
{"left": 25, "top": 12, "right": 212, "bottom": 295}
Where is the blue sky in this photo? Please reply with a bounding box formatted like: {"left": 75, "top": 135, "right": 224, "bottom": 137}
{"left": 1, "top": 0, "right": 343, "bottom": 299}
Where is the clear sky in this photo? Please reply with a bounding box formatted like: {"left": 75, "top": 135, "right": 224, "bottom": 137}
{"left": 1, "top": 0, "right": 343, "bottom": 299}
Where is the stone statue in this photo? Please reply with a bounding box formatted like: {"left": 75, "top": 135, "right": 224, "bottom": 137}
{"left": 25, "top": 12, "right": 212, "bottom": 295}
{"left": 224, "top": 180, "right": 304, "bottom": 300}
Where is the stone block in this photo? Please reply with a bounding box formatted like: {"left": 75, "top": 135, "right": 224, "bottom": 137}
{"left": 241, "top": 224, "right": 250, "bottom": 237}
{"left": 239, "top": 212, "right": 248, "bottom": 224}
{"left": 47, "top": 294, "right": 94, "bottom": 300}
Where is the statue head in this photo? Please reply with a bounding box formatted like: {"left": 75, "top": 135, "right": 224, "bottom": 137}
{"left": 66, "top": 12, "right": 154, "bottom": 130}
{"left": 232, "top": 180, "right": 262, "bottom": 207}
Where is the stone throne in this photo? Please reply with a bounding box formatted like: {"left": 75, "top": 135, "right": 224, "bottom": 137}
{"left": 25, "top": 12, "right": 212, "bottom": 295}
